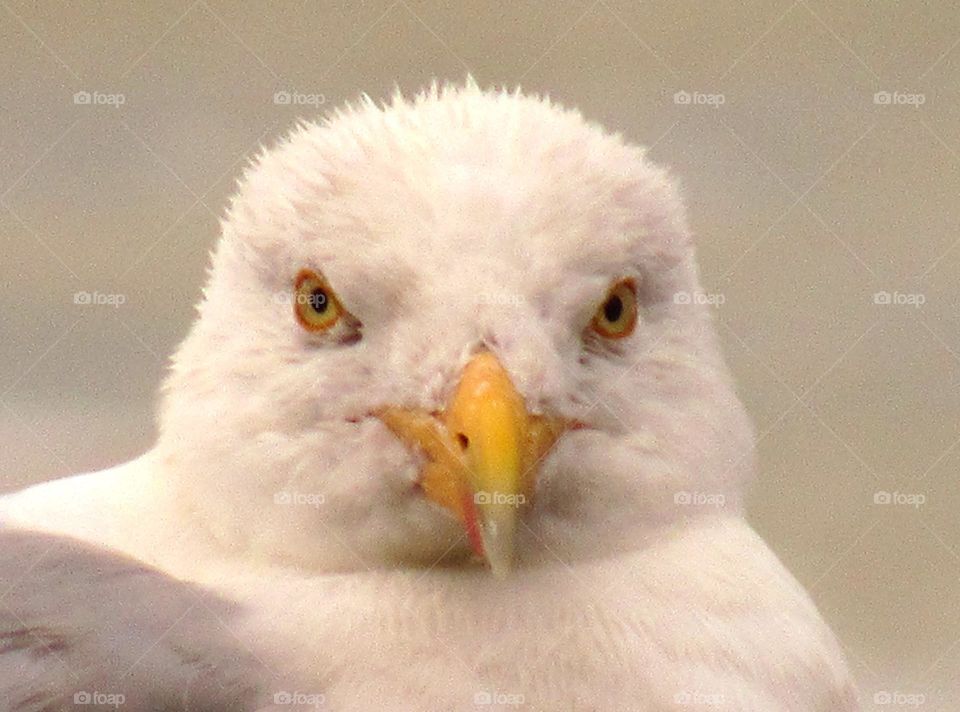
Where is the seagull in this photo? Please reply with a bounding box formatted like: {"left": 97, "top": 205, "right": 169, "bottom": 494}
{"left": 1, "top": 80, "right": 859, "bottom": 711}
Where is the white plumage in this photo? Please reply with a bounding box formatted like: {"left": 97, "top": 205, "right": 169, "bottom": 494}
{"left": 1, "top": 81, "right": 858, "bottom": 710}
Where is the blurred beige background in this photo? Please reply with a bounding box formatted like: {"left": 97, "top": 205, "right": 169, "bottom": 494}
{"left": 1, "top": 1, "right": 957, "bottom": 708}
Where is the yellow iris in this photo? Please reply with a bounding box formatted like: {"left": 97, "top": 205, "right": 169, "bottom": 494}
{"left": 591, "top": 278, "right": 638, "bottom": 339}
{"left": 293, "top": 269, "right": 343, "bottom": 332}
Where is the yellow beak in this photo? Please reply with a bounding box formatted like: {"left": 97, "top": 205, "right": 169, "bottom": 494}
{"left": 378, "top": 351, "right": 569, "bottom": 576}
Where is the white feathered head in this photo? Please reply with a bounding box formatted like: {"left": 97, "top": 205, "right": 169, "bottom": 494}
{"left": 157, "top": 81, "right": 754, "bottom": 574}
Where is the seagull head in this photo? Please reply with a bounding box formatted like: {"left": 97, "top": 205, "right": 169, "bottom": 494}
{"left": 157, "top": 81, "right": 754, "bottom": 575}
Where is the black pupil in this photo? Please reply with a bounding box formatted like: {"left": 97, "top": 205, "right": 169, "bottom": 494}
{"left": 603, "top": 295, "right": 623, "bottom": 323}
{"left": 308, "top": 288, "right": 328, "bottom": 313}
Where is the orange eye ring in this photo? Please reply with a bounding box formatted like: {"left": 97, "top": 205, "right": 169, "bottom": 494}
{"left": 293, "top": 269, "right": 343, "bottom": 332}
{"left": 591, "top": 278, "right": 638, "bottom": 339}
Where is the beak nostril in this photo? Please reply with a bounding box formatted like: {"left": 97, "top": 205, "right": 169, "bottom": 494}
{"left": 455, "top": 433, "right": 470, "bottom": 450}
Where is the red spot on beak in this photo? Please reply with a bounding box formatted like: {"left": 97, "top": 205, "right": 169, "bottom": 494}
{"left": 461, "top": 491, "right": 485, "bottom": 557}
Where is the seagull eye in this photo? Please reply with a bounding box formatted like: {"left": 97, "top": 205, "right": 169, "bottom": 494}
{"left": 293, "top": 269, "right": 343, "bottom": 332}
{"left": 591, "top": 278, "right": 638, "bottom": 339}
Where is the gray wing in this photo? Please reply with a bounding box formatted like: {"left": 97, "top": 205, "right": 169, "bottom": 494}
{"left": 0, "top": 528, "right": 288, "bottom": 711}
